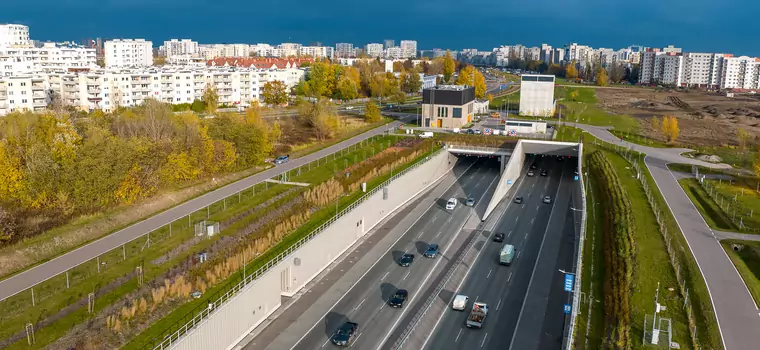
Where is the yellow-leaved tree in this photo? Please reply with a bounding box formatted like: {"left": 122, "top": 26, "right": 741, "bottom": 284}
{"left": 661, "top": 115, "right": 680, "bottom": 143}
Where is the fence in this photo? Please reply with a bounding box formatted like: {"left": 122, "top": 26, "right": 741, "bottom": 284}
{"left": 0, "top": 131, "right": 401, "bottom": 348}
{"left": 565, "top": 143, "right": 587, "bottom": 349}
{"left": 593, "top": 140, "right": 701, "bottom": 350}
{"left": 693, "top": 170, "right": 760, "bottom": 233}
{"left": 149, "top": 146, "right": 446, "bottom": 349}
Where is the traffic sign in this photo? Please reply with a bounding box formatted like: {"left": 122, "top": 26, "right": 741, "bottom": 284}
{"left": 564, "top": 304, "right": 572, "bottom": 314}
{"left": 484, "top": 128, "right": 493, "bottom": 135}
{"left": 574, "top": 175, "right": 579, "bottom": 181}
{"left": 507, "top": 179, "right": 513, "bottom": 185}
{"left": 564, "top": 273, "right": 574, "bottom": 292}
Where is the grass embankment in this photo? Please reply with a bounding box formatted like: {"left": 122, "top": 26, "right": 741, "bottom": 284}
{"left": 489, "top": 90, "right": 520, "bottom": 109}
{"left": 125, "top": 139, "right": 440, "bottom": 349}
{"left": 678, "top": 179, "right": 739, "bottom": 231}
{"left": 676, "top": 172, "right": 760, "bottom": 232}
{"left": 0, "top": 135, "right": 401, "bottom": 350}
{"left": 721, "top": 240, "right": 760, "bottom": 307}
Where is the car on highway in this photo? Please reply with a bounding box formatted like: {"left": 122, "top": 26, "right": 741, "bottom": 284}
{"left": 331, "top": 321, "right": 358, "bottom": 347}
{"left": 424, "top": 244, "right": 439, "bottom": 258}
{"left": 527, "top": 170, "right": 535, "bottom": 177}
{"left": 543, "top": 196, "right": 552, "bottom": 204}
{"left": 493, "top": 232, "right": 505, "bottom": 242}
{"left": 540, "top": 169, "right": 548, "bottom": 176}
{"left": 452, "top": 294, "right": 469, "bottom": 311}
{"left": 465, "top": 197, "right": 475, "bottom": 206}
{"left": 398, "top": 253, "right": 415, "bottom": 267}
{"left": 530, "top": 164, "right": 537, "bottom": 169}
{"left": 388, "top": 289, "right": 409, "bottom": 308}
{"left": 446, "top": 198, "right": 458, "bottom": 210}
{"left": 514, "top": 196, "right": 523, "bottom": 204}
{"left": 273, "top": 155, "right": 289, "bottom": 165}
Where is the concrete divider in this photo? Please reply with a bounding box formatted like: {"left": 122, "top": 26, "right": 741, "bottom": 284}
{"left": 168, "top": 150, "right": 458, "bottom": 350}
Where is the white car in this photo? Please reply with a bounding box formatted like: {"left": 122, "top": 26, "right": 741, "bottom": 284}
{"left": 452, "top": 295, "right": 469, "bottom": 311}
{"left": 543, "top": 196, "right": 552, "bottom": 204}
{"left": 446, "top": 198, "right": 458, "bottom": 210}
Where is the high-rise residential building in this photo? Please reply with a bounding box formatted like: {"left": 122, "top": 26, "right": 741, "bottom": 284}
{"left": 0, "top": 24, "right": 31, "bottom": 48}
{"left": 720, "top": 56, "right": 760, "bottom": 90}
{"left": 682, "top": 52, "right": 725, "bottom": 88}
{"left": 400, "top": 40, "right": 417, "bottom": 58}
{"left": 365, "top": 43, "right": 383, "bottom": 58}
{"left": 552, "top": 48, "right": 564, "bottom": 64}
{"left": 525, "top": 46, "right": 540, "bottom": 61}
{"left": 385, "top": 47, "right": 404, "bottom": 60}
{"left": 0, "top": 42, "right": 97, "bottom": 76}
{"left": 299, "top": 46, "right": 334, "bottom": 59}
{"left": 383, "top": 40, "right": 395, "bottom": 50}
{"left": 0, "top": 75, "right": 47, "bottom": 115}
{"left": 662, "top": 45, "right": 682, "bottom": 54}
{"left": 276, "top": 43, "right": 301, "bottom": 57}
{"left": 161, "top": 39, "right": 199, "bottom": 57}
{"left": 539, "top": 44, "right": 553, "bottom": 63}
{"left": 104, "top": 39, "right": 153, "bottom": 68}
{"left": 564, "top": 43, "right": 592, "bottom": 65}
{"left": 335, "top": 43, "right": 354, "bottom": 58}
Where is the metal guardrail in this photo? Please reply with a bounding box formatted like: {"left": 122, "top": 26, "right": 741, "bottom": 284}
{"left": 565, "top": 144, "right": 587, "bottom": 349}
{"left": 151, "top": 147, "right": 445, "bottom": 350}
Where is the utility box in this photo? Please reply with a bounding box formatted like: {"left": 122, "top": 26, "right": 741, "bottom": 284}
{"left": 195, "top": 221, "right": 220, "bottom": 237}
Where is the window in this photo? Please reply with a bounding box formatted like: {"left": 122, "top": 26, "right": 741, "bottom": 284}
{"left": 453, "top": 107, "right": 462, "bottom": 118}
{"left": 22, "top": 99, "right": 27, "bottom": 103}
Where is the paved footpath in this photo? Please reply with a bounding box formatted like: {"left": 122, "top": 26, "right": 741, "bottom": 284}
{"left": 569, "top": 122, "right": 760, "bottom": 350}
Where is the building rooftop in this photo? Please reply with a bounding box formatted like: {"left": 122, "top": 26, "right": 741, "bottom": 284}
{"left": 427, "top": 84, "right": 471, "bottom": 91}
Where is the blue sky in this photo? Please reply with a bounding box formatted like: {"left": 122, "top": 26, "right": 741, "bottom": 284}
{"left": 1, "top": 0, "right": 758, "bottom": 56}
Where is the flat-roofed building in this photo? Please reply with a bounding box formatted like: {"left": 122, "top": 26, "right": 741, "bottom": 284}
{"left": 519, "top": 74, "right": 555, "bottom": 117}
{"left": 421, "top": 85, "right": 475, "bottom": 129}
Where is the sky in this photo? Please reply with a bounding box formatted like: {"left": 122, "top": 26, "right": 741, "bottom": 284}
{"left": 1, "top": 0, "right": 759, "bottom": 56}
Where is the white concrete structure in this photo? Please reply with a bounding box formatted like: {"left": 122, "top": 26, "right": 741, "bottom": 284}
{"left": 0, "top": 42, "right": 96, "bottom": 76}
{"left": 473, "top": 99, "right": 489, "bottom": 114}
{"left": 298, "top": 46, "right": 334, "bottom": 59}
{"left": 682, "top": 52, "right": 725, "bottom": 88}
{"left": 0, "top": 75, "right": 47, "bottom": 114}
{"left": 519, "top": 74, "right": 555, "bottom": 117}
{"left": 400, "top": 40, "right": 417, "bottom": 58}
{"left": 503, "top": 120, "right": 548, "bottom": 134}
{"left": 105, "top": 39, "right": 153, "bottom": 68}
{"left": 385, "top": 47, "right": 405, "bottom": 60}
{"left": 161, "top": 39, "right": 199, "bottom": 57}
{"left": 167, "top": 55, "right": 206, "bottom": 66}
{"left": 720, "top": 56, "right": 760, "bottom": 90}
{"left": 335, "top": 43, "right": 354, "bottom": 58}
{"left": 365, "top": 43, "right": 383, "bottom": 58}
{"left": 0, "top": 24, "right": 31, "bottom": 48}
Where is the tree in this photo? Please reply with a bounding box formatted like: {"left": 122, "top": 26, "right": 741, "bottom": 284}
{"left": 609, "top": 63, "right": 626, "bottom": 83}
{"left": 154, "top": 56, "right": 167, "bottom": 66}
{"left": 392, "top": 61, "right": 404, "bottom": 72}
{"left": 456, "top": 65, "right": 487, "bottom": 98}
{"left": 270, "top": 121, "right": 282, "bottom": 143}
{"left": 569, "top": 89, "right": 579, "bottom": 101}
{"left": 661, "top": 115, "right": 680, "bottom": 143}
{"left": 114, "top": 164, "right": 145, "bottom": 204}
{"left": 486, "top": 94, "right": 494, "bottom": 103}
{"left": 161, "top": 151, "right": 200, "bottom": 184}
{"left": 370, "top": 74, "right": 391, "bottom": 102}
{"left": 391, "top": 88, "right": 407, "bottom": 105}
{"left": 0, "top": 141, "right": 24, "bottom": 203}
{"left": 738, "top": 128, "right": 752, "bottom": 152}
{"left": 190, "top": 99, "right": 206, "bottom": 114}
{"left": 202, "top": 84, "right": 219, "bottom": 115}
{"left": 364, "top": 100, "right": 382, "bottom": 123}
{"left": 336, "top": 75, "right": 359, "bottom": 100}
{"left": 261, "top": 80, "right": 289, "bottom": 106}
{"left": 404, "top": 71, "right": 423, "bottom": 93}
{"left": 754, "top": 150, "right": 760, "bottom": 178}
{"left": 596, "top": 68, "right": 609, "bottom": 87}
{"left": 565, "top": 62, "right": 579, "bottom": 80}
{"left": 306, "top": 60, "right": 336, "bottom": 97}
{"left": 547, "top": 64, "right": 566, "bottom": 77}
{"left": 443, "top": 50, "right": 455, "bottom": 83}
{"left": 298, "top": 98, "right": 339, "bottom": 140}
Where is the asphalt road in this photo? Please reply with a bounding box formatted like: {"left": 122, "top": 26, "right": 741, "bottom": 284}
{"left": 420, "top": 157, "right": 577, "bottom": 350}
{"left": 0, "top": 118, "right": 410, "bottom": 302}
{"left": 290, "top": 157, "right": 502, "bottom": 350}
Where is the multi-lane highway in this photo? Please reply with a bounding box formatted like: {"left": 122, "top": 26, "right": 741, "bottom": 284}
{"left": 288, "top": 157, "right": 502, "bottom": 350}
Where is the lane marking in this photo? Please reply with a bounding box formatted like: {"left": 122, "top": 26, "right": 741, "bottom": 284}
{"left": 403, "top": 271, "right": 411, "bottom": 280}
{"left": 435, "top": 231, "right": 441, "bottom": 238}
{"left": 352, "top": 332, "right": 362, "bottom": 346}
{"left": 354, "top": 298, "right": 366, "bottom": 311}
{"left": 496, "top": 299, "right": 502, "bottom": 311}
{"left": 380, "top": 271, "right": 389, "bottom": 281}
{"left": 486, "top": 269, "right": 492, "bottom": 279}
{"left": 455, "top": 329, "right": 463, "bottom": 343}
{"left": 322, "top": 337, "right": 331, "bottom": 348}
{"left": 530, "top": 218, "right": 535, "bottom": 224}
{"left": 475, "top": 295, "right": 479, "bottom": 302}
{"left": 521, "top": 204, "right": 525, "bottom": 209}
{"left": 481, "top": 333, "right": 488, "bottom": 347}
{"left": 508, "top": 272, "right": 513, "bottom": 282}
{"left": 532, "top": 183, "right": 535, "bottom": 187}
{"left": 517, "top": 250, "right": 521, "bottom": 259}
{"left": 515, "top": 217, "right": 519, "bottom": 223}
{"left": 508, "top": 230, "right": 512, "bottom": 238}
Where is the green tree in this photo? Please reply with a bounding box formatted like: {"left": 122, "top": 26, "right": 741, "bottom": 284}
{"left": 270, "top": 121, "right": 282, "bottom": 143}
{"left": 403, "top": 71, "right": 423, "bottom": 93}
{"left": 336, "top": 75, "right": 359, "bottom": 100}
{"left": 306, "top": 60, "right": 336, "bottom": 97}
{"left": 391, "top": 88, "right": 407, "bottom": 105}
{"left": 364, "top": 100, "right": 382, "bottom": 123}
{"left": 370, "top": 74, "right": 391, "bottom": 102}
{"left": 596, "top": 68, "right": 609, "bottom": 87}
{"left": 443, "top": 50, "right": 455, "bottom": 82}
{"left": 190, "top": 99, "right": 206, "bottom": 113}
{"left": 261, "top": 80, "right": 289, "bottom": 106}
{"left": 202, "top": 84, "right": 219, "bottom": 114}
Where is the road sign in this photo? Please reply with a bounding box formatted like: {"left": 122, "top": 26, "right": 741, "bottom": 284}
{"left": 484, "top": 128, "right": 493, "bottom": 135}
{"left": 574, "top": 175, "right": 579, "bottom": 181}
{"left": 500, "top": 84, "right": 507, "bottom": 89}
{"left": 564, "top": 273, "right": 575, "bottom": 292}
{"left": 564, "top": 304, "right": 572, "bottom": 314}
{"left": 507, "top": 179, "right": 513, "bottom": 185}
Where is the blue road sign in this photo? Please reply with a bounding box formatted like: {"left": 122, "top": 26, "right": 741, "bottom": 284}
{"left": 500, "top": 84, "right": 507, "bottom": 89}
{"left": 574, "top": 175, "right": 579, "bottom": 181}
{"left": 564, "top": 274, "right": 575, "bottom": 292}
{"left": 507, "top": 179, "right": 513, "bottom": 185}
{"left": 564, "top": 304, "right": 572, "bottom": 314}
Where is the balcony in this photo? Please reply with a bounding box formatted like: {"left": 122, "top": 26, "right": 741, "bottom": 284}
{"left": 33, "top": 100, "right": 47, "bottom": 107}
{"left": 63, "top": 85, "right": 78, "bottom": 92}
{"left": 33, "top": 92, "right": 46, "bottom": 99}
{"left": 0, "top": 103, "right": 8, "bottom": 109}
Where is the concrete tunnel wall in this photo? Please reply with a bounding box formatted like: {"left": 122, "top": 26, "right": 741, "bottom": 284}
{"left": 171, "top": 150, "right": 458, "bottom": 350}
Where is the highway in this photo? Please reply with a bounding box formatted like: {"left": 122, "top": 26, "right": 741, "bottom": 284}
{"left": 415, "top": 156, "right": 577, "bottom": 350}
{"left": 0, "top": 118, "right": 410, "bottom": 302}
{"left": 288, "top": 156, "right": 502, "bottom": 350}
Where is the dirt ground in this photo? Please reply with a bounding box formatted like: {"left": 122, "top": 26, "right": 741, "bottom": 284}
{"left": 597, "top": 88, "right": 760, "bottom": 147}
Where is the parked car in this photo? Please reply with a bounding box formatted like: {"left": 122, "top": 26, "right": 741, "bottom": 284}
{"left": 424, "top": 244, "right": 439, "bottom": 258}
{"left": 274, "top": 155, "right": 289, "bottom": 165}
{"left": 474, "top": 129, "right": 482, "bottom": 135}
{"left": 466, "top": 197, "right": 475, "bottom": 206}
{"left": 493, "top": 232, "right": 505, "bottom": 242}
{"left": 388, "top": 289, "right": 409, "bottom": 308}
{"left": 543, "top": 196, "right": 552, "bottom": 204}
{"left": 398, "top": 253, "right": 415, "bottom": 267}
{"left": 446, "top": 198, "right": 458, "bottom": 210}
{"left": 331, "top": 322, "right": 358, "bottom": 347}
{"left": 514, "top": 196, "right": 523, "bottom": 204}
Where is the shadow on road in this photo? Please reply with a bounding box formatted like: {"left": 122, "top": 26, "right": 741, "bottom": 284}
{"left": 380, "top": 282, "right": 397, "bottom": 302}
{"left": 391, "top": 250, "right": 405, "bottom": 263}
{"left": 324, "top": 311, "right": 348, "bottom": 339}
{"left": 438, "top": 288, "right": 455, "bottom": 305}
{"left": 415, "top": 240, "right": 429, "bottom": 255}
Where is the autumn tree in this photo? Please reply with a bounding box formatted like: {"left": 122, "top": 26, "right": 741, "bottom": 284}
{"left": 370, "top": 74, "right": 391, "bottom": 102}
{"left": 261, "top": 80, "right": 289, "bottom": 106}
{"left": 153, "top": 56, "right": 167, "bottom": 66}
{"left": 754, "top": 151, "right": 760, "bottom": 178}
{"left": 202, "top": 84, "right": 219, "bottom": 114}
{"left": 609, "top": 63, "right": 626, "bottom": 83}
{"left": 565, "top": 61, "right": 579, "bottom": 80}
{"left": 738, "top": 128, "right": 752, "bottom": 152}
{"left": 661, "top": 115, "right": 680, "bottom": 143}
{"left": 596, "top": 68, "right": 609, "bottom": 87}
{"left": 336, "top": 75, "right": 359, "bottom": 100}
{"left": 298, "top": 98, "right": 339, "bottom": 140}
{"left": 456, "top": 65, "right": 487, "bottom": 98}
{"left": 270, "top": 121, "right": 282, "bottom": 143}
{"left": 404, "top": 71, "right": 423, "bottom": 93}
{"left": 306, "top": 60, "right": 336, "bottom": 97}
{"left": 364, "top": 100, "right": 382, "bottom": 123}
{"left": 443, "top": 50, "right": 455, "bottom": 83}
{"left": 486, "top": 94, "right": 494, "bottom": 103}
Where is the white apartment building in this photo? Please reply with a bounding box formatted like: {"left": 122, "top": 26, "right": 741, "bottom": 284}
{"left": 681, "top": 53, "right": 724, "bottom": 88}
{"left": 525, "top": 46, "right": 540, "bottom": 61}
{"left": 662, "top": 45, "right": 682, "bottom": 54}
{"left": 0, "top": 42, "right": 96, "bottom": 76}
{"left": 564, "top": 43, "right": 592, "bottom": 65}
{"left": 639, "top": 51, "right": 663, "bottom": 84}
{"left": 298, "top": 46, "right": 334, "bottom": 59}
{"left": 335, "top": 43, "right": 354, "bottom": 58}
{"left": 161, "top": 39, "right": 199, "bottom": 57}
{"left": 275, "top": 43, "right": 301, "bottom": 57}
{"left": 105, "top": 39, "right": 153, "bottom": 68}
{"left": 167, "top": 54, "right": 206, "bottom": 66}
{"left": 385, "top": 47, "right": 405, "bottom": 60}
{"left": 399, "top": 40, "right": 417, "bottom": 58}
{"left": 365, "top": 43, "right": 383, "bottom": 58}
{"left": 720, "top": 56, "right": 760, "bottom": 90}
{"left": 0, "top": 24, "right": 31, "bottom": 48}
{"left": 0, "top": 75, "right": 47, "bottom": 115}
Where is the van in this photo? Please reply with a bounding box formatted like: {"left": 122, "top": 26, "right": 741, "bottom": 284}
{"left": 452, "top": 294, "right": 469, "bottom": 311}
{"left": 499, "top": 244, "right": 515, "bottom": 265}
{"left": 419, "top": 131, "right": 434, "bottom": 138}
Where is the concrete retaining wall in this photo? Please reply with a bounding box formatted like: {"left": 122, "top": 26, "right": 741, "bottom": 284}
{"left": 170, "top": 150, "right": 457, "bottom": 350}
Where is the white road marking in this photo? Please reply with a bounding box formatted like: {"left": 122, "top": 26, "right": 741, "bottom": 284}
{"left": 530, "top": 218, "right": 535, "bottom": 224}
{"left": 481, "top": 333, "right": 488, "bottom": 347}
{"left": 521, "top": 204, "right": 525, "bottom": 209}
{"left": 496, "top": 299, "right": 502, "bottom": 311}
{"left": 508, "top": 272, "right": 513, "bottom": 282}
{"left": 515, "top": 217, "right": 519, "bottom": 223}
{"left": 535, "top": 204, "right": 539, "bottom": 210}
{"left": 352, "top": 332, "right": 362, "bottom": 346}
{"left": 517, "top": 250, "right": 521, "bottom": 259}
{"left": 381, "top": 271, "right": 389, "bottom": 281}
{"left": 508, "top": 230, "right": 512, "bottom": 237}
{"left": 487, "top": 269, "right": 492, "bottom": 279}
{"left": 403, "top": 271, "right": 411, "bottom": 280}
{"left": 322, "top": 337, "right": 331, "bottom": 348}
{"left": 455, "top": 329, "right": 463, "bottom": 342}
{"left": 475, "top": 295, "right": 479, "bottom": 302}
{"left": 435, "top": 231, "right": 441, "bottom": 238}
{"left": 532, "top": 183, "right": 535, "bottom": 187}
{"left": 354, "top": 298, "right": 366, "bottom": 311}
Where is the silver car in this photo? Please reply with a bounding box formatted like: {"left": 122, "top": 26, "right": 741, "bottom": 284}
{"left": 466, "top": 197, "right": 475, "bottom": 206}
{"left": 543, "top": 196, "right": 552, "bottom": 204}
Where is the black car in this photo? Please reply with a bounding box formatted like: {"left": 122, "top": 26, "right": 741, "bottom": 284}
{"left": 424, "top": 244, "right": 439, "bottom": 258}
{"left": 331, "top": 322, "right": 358, "bottom": 347}
{"left": 540, "top": 170, "right": 548, "bottom": 176}
{"left": 388, "top": 289, "right": 409, "bottom": 308}
{"left": 493, "top": 233, "right": 505, "bottom": 242}
{"left": 514, "top": 196, "right": 523, "bottom": 204}
{"left": 398, "top": 253, "right": 415, "bottom": 267}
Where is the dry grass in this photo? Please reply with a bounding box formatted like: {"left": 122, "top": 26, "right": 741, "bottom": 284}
{"left": 304, "top": 178, "right": 344, "bottom": 207}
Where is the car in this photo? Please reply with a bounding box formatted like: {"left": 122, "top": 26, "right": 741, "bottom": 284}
{"left": 514, "top": 196, "right": 523, "bottom": 204}
{"left": 474, "top": 129, "right": 482, "bottom": 135}
{"left": 527, "top": 170, "right": 535, "bottom": 177}
{"left": 467, "top": 129, "right": 475, "bottom": 135}
{"left": 530, "top": 164, "right": 537, "bottom": 169}
{"left": 446, "top": 198, "right": 458, "bottom": 210}
{"left": 398, "top": 253, "right": 415, "bottom": 267}
{"left": 388, "top": 289, "right": 409, "bottom": 308}
{"left": 273, "top": 155, "right": 289, "bottom": 165}
{"left": 540, "top": 170, "right": 548, "bottom": 176}
{"left": 331, "top": 321, "right": 358, "bottom": 347}
{"left": 543, "top": 196, "right": 552, "bottom": 204}
{"left": 493, "top": 232, "right": 505, "bottom": 242}
{"left": 558, "top": 156, "right": 564, "bottom": 161}
{"left": 465, "top": 197, "right": 475, "bottom": 206}
{"left": 424, "top": 244, "right": 439, "bottom": 258}
{"left": 452, "top": 294, "right": 469, "bottom": 311}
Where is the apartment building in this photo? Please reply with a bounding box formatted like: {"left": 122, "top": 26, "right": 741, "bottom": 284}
{"left": 564, "top": 43, "right": 592, "bottom": 64}
{"left": 399, "top": 40, "right": 417, "bottom": 58}
{"left": 383, "top": 40, "right": 395, "bottom": 50}
{"left": 0, "top": 74, "right": 47, "bottom": 114}
{"left": 335, "top": 43, "right": 354, "bottom": 58}
{"left": 0, "top": 42, "right": 96, "bottom": 76}
{"left": 161, "top": 39, "right": 199, "bottom": 57}
{"left": 0, "top": 24, "right": 31, "bottom": 48}
{"left": 105, "top": 39, "right": 153, "bottom": 68}
{"left": 298, "top": 46, "right": 334, "bottom": 59}
{"left": 681, "top": 53, "right": 724, "bottom": 88}
{"left": 365, "top": 43, "right": 383, "bottom": 58}
{"left": 720, "top": 56, "right": 760, "bottom": 90}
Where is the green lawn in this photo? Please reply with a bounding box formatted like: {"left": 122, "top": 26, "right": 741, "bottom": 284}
{"left": 692, "top": 146, "right": 754, "bottom": 169}
{"left": 721, "top": 240, "right": 760, "bottom": 307}
{"left": 607, "top": 129, "right": 673, "bottom": 148}
{"left": 489, "top": 90, "right": 520, "bottom": 109}
{"left": 562, "top": 102, "right": 639, "bottom": 132}
{"left": 702, "top": 177, "right": 760, "bottom": 231}
{"left": 679, "top": 178, "right": 739, "bottom": 231}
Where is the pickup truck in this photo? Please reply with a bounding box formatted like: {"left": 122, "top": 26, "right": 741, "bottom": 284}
{"left": 466, "top": 302, "right": 489, "bottom": 328}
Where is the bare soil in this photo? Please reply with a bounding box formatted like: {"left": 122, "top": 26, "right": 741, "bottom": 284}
{"left": 596, "top": 89, "right": 760, "bottom": 147}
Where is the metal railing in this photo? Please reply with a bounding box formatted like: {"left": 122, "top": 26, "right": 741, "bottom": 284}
{"left": 565, "top": 143, "right": 587, "bottom": 349}
{"left": 150, "top": 147, "right": 445, "bottom": 349}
